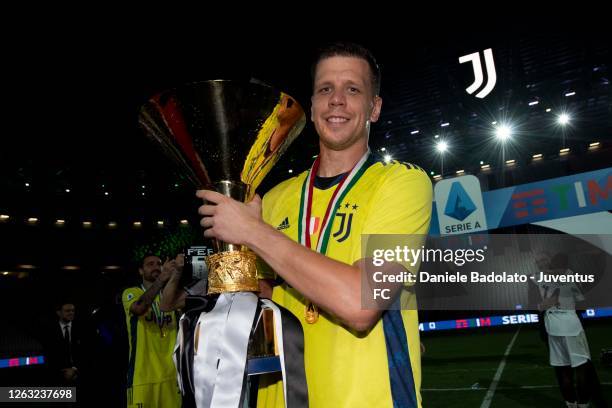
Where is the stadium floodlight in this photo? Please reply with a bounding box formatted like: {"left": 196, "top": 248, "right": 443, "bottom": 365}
{"left": 383, "top": 154, "right": 392, "bottom": 163}
{"left": 557, "top": 113, "right": 570, "bottom": 125}
{"left": 495, "top": 124, "right": 512, "bottom": 142}
{"left": 436, "top": 141, "right": 448, "bottom": 153}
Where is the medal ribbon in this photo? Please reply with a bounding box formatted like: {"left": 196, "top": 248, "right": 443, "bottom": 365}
{"left": 298, "top": 149, "right": 371, "bottom": 253}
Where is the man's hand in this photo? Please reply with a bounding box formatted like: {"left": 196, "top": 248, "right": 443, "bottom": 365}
{"left": 160, "top": 254, "right": 184, "bottom": 282}
{"left": 196, "top": 190, "right": 264, "bottom": 245}
{"left": 159, "top": 254, "right": 188, "bottom": 312}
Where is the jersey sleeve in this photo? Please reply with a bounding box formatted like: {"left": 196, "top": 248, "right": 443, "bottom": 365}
{"left": 257, "top": 178, "right": 296, "bottom": 281}
{"left": 361, "top": 163, "right": 433, "bottom": 274}
{"left": 122, "top": 287, "right": 143, "bottom": 315}
{"left": 363, "top": 163, "right": 432, "bottom": 235}
{"left": 256, "top": 186, "right": 279, "bottom": 280}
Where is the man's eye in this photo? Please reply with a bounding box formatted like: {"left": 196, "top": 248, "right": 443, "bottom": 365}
{"left": 348, "top": 87, "right": 360, "bottom": 93}
{"left": 318, "top": 87, "right": 331, "bottom": 93}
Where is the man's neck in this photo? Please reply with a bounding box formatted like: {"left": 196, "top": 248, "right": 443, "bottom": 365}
{"left": 317, "top": 141, "right": 368, "bottom": 177}
{"left": 142, "top": 279, "right": 154, "bottom": 290}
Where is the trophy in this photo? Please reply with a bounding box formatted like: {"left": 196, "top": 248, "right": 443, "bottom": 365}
{"left": 138, "top": 80, "right": 308, "bottom": 407}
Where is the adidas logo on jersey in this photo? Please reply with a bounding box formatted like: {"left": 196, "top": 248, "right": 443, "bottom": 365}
{"left": 276, "top": 217, "right": 290, "bottom": 230}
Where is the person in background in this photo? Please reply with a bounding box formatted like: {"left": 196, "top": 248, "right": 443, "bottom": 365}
{"left": 122, "top": 253, "right": 182, "bottom": 408}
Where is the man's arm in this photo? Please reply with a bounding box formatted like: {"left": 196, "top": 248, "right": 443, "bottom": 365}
{"left": 248, "top": 229, "right": 410, "bottom": 331}
{"left": 251, "top": 223, "right": 377, "bottom": 331}
{"left": 159, "top": 254, "right": 186, "bottom": 312}
{"left": 129, "top": 259, "right": 174, "bottom": 316}
{"left": 199, "top": 192, "right": 374, "bottom": 329}
{"left": 160, "top": 272, "right": 185, "bottom": 312}
{"left": 199, "top": 197, "right": 407, "bottom": 331}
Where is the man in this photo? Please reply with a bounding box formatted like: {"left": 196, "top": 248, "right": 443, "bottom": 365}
{"left": 536, "top": 252, "right": 602, "bottom": 408}
{"left": 122, "top": 254, "right": 182, "bottom": 408}
{"left": 45, "top": 302, "right": 81, "bottom": 385}
{"left": 197, "top": 42, "right": 432, "bottom": 407}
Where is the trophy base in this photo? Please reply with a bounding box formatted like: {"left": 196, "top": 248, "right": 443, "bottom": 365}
{"left": 206, "top": 250, "right": 259, "bottom": 294}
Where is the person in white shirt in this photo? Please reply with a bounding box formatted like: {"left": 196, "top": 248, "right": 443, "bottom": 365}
{"left": 536, "top": 252, "right": 595, "bottom": 408}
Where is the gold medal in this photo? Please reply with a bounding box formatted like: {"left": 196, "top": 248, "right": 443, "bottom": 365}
{"left": 305, "top": 301, "right": 319, "bottom": 324}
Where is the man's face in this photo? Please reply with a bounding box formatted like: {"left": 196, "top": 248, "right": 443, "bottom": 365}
{"left": 139, "top": 255, "right": 162, "bottom": 283}
{"left": 57, "top": 304, "right": 75, "bottom": 322}
{"left": 311, "top": 56, "right": 382, "bottom": 151}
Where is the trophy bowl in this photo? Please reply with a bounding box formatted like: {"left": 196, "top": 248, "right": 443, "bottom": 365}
{"left": 139, "top": 79, "right": 306, "bottom": 294}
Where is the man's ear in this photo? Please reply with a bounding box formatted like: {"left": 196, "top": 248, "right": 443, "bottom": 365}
{"left": 138, "top": 267, "right": 144, "bottom": 277}
{"left": 369, "top": 96, "right": 382, "bottom": 123}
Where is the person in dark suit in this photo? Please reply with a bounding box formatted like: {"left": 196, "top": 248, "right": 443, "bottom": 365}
{"left": 44, "top": 302, "right": 82, "bottom": 385}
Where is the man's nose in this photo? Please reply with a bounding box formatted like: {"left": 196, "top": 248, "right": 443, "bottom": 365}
{"left": 329, "top": 90, "right": 346, "bottom": 106}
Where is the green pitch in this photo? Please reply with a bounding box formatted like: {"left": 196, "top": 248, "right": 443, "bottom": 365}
{"left": 421, "top": 320, "right": 612, "bottom": 407}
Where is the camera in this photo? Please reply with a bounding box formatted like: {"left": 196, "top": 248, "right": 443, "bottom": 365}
{"left": 183, "top": 246, "right": 215, "bottom": 291}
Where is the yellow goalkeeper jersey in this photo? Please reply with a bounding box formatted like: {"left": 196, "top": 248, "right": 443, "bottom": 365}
{"left": 257, "top": 157, "right": 432, "bottom": 408}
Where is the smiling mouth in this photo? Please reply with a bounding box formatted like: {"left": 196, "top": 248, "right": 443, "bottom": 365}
{"left": 326, "top": 116, "right": 349, "bottom": 124}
